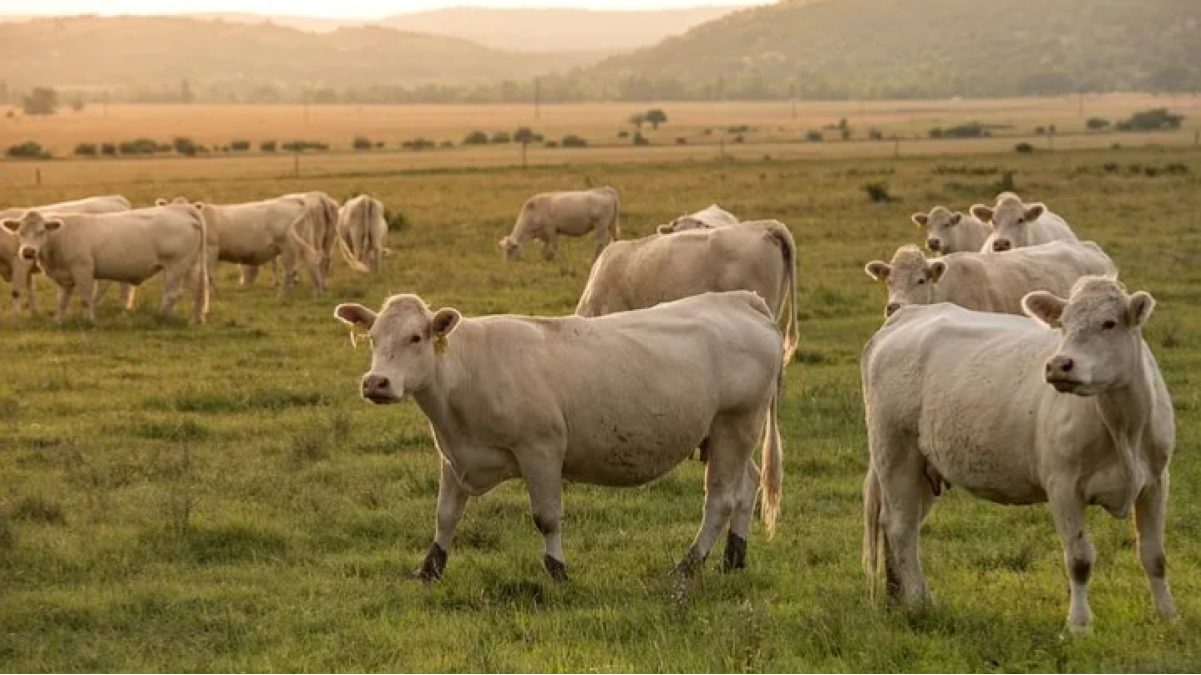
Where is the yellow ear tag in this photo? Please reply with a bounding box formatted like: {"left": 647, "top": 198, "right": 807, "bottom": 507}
{"left": 349, "top": 324, "right": 371, "bottom": 349}
{"left": 434, "top": 333, "right": 448, "bottom": 355}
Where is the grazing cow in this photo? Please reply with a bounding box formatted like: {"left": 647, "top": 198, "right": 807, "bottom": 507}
{"left": 333, "top": 290, "right": 784, "bottom": 581}
{"left": 657, "top": 203, "right": 740, "bottom": 234}
{"left": 158, "top": 195, "right": 326, "bottom": 297}
{"left": 972, "top": 193, "right": 1078, "bottom": 252}
{"left": 864, "top": 241, "right": 1115, "bottom": 318}
{"left": 2, "top": 205, "right": 208, "bottom": 324}
{"left": 498, "top": 187, "right": 620, "bottom": 262}
{"left": 336, "top": 194, "right": 387, "bottom": 273}
{"left": 910, "top": 206, "right": 989, "bottom": 255}
{"left": 0, "top": 195, "right": 133, "bottom": 314}
{"left": 861, "top": 276, "right": 1177, "bottom": 633}
{"left": 576, "top": 219, "right": 799, "bottom": 365}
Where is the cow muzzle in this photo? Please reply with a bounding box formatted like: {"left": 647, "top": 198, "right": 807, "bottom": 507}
{"left": 361, "top": 374, "right": 401, "bottom": 404}
{"left": 926, "top": 238, "right": 941, "bottom": 253}
{"left": 992, "top": 239, "right": 1012, "bottom": 252}
{"left": 1045, "top": 355, "right": 1084, "bottom": 394}
{"left": 18, "top": 247, "right": 36, "bottom": 260}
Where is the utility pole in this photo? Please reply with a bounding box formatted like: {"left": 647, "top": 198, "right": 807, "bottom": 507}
{"left": 789, "top": 81, "right": 797, "bottom": 119}
{"left": 303, "top": 89, "right": 310, "bottom": 124}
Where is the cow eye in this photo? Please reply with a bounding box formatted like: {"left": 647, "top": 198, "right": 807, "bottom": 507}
{"left": 917, "top": 278, "right": 926, "bottom": 285}
{"left": 1102, "top": 320, "right": 1117, "bottom": 330}
{"left": 409, "top": 335, "right": 422, "bottom": 344}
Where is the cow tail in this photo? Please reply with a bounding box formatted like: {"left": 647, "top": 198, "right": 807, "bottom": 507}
{"left": 190, "top": 207, "right": 210, "bottom": 322}
{"left": 764, "top": 219, "right": 800, "bottom": 365}
{"left": 863, "top": 466, "right": 883, "bottom": 602}
{"left": 759, "top": 365, "right": 783, "bottom": 539}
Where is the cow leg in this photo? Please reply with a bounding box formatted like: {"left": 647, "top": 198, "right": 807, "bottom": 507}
{"left": 542, "top": 234, "right": 558, "bottom": 261}
{"left": 515, "top": 447, "right": 567, "bottom": 581}
{"left": 159, "top": 264, "right": 187, "bottom": 318}
{"left": 592, "top": 226, "right": 608, "bottom": 262}
{"left": 1135, "top": 474, "right": 1177, "bottom": 620}
{"left": 304, "top": 254, "right": 325, "bottom": 297}
{"left": 277, "top": 250, "right": 298, "bottom": 299}
{"left": 75, "top": 274, "right": 97, "bottom": 323}
{"left": 720, "top": 459, "right": 760, "bottom": 572}
{"left": 876, "top": 449, "right": 934, "bottom": 605}
{"left": 20, "top": 268, "right": 36, "bottom": 315}
{"left": 55, "top": 283, "right": 74, "bottom": 323}
{"left": 120, "top": 284, "right": 137, "bottom": 311}
{"left": 412, "top": 458, "right": 470, "bottom": 582}
{"left": 239, "top": 264, "right": 258, "bottom": 286}
{"left": 680, "top": 415, "right": 758, "bottom": 575}
{"left": 1048, "top": 488, "right": 1095, "bottom": 633}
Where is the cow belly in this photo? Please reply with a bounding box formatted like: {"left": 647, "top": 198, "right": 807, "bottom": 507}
{"left": 220, "top": 246, "right": 279, "bottom": 266}
{"left": 93, "top": 259, "right": 165, "bottom": 285}
{"left": 562, "top": 419, "right": 706, "bottom": 487}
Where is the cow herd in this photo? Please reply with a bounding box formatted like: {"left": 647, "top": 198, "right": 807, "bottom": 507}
{"left": 0, "top": 191, "right": 389, "bottom": 323}
{"left": 0, "top": 183, "right": 1178, "bottom": 635}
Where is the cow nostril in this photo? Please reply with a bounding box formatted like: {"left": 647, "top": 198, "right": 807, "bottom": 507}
{"left": 1060, "top": 358, "right": 1074, "bottom": 373}
{"left": 927, "top": 239, "right": 940, "bottom": 250}
{"left": 993, "top": 240, "right": 1010, "bottom": 252}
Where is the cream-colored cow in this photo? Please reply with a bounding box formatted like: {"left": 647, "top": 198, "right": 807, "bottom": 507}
{"left": 0, "top": 195, "right": 132, "bottom": 314}
{"left": 334, "top": 290, "right": 783, "bottom": 581}
{"left": 972, "top": 193, "right": 1078, "bottom": 252}
{"left": 576, "top": 219, "right": 799, "bottom": 365}
{"left": 336, "top": 194, "right": 387, "bottom": 273}
{"left": 499, "top": 187, "right": 620, "bottom": 262}
{"left": 2, "top": 205, "right": 208, "bottom": 324}
{"left": 910, "top": 206, "right": 990, "bottom": 255}
{"left": 861, "top": 276, "right": 1177, "bottom": 633}
{"left": 864, "top": 241, "right": 1115, "bottom": 318}
{"left": 657, "top": 203, "right": 740, "bottom": 234}
{"left": 158, "top": 195, "right": 326, "bottom": 297}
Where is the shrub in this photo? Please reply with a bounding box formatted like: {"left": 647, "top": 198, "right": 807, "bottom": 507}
{"left": 282, "top": 140, "right": 328, "bottom": 152}
{"left": 863, "top": 181, "right": 894, "bottom": 203}
{"left": 805, "top": 130, "right": 823, "bottom": 142}
{"left": 942, "top": 123, "right": 987, "bottom": 138}
{"left": 173, "top": 136, "right": 199, "bottom": 156}
{"left": 260, "top": 140, "right": 277, "bottom": 152}
{"left": 402, "top": 137, "right": 437, "bottom": 151}
{"left": 352, "top": 136, "right": 373, "bottom": 150}
{"left": 157, "top": 142, "right": 171, "bottom": 153}
{"left": 868, "top": 128, "right": 884, "bottom": 141}
{"left": 561, "top": 134, "right": 587, "bottom": 148}
{"left": 463, "top": 130, "right": 489, "bottom": 145}
{"left": 929, "top": 127, "right": 945, "bottom": 139}
{"left": 440, "top": 140, "right": 455, "bottom": 148}
{"left": 6, "top": 141, "right": 50, "bottom": 159}
{"left": 544, "top": 140, "right": 559, "bottom": 148}
{"left": 1034, "top": 126, "right": 1046, "bottom": 135}
{"left": 1015, "top": 142, "right": 1035, "bottom": 153}
{"left": 676, "top": 137, "right": 688, "bottom": 145}
{"left": 633, "top": 132, "right": 650, "bottom": 146}
{"left": 384, "top": 209, "right": 409, "bottom": 232}
{"left": 74, "top": 142, "right": 98, "bottom": 157}
{"left": 119, "top": 138, "right": 159, "bottom": 155}
{"left": 645, "top": 108, "right": 668, "bottom": 129}
{"left": 230, "top": 139, "right": 250, "bottom": 151}
{"left": 101, "top": 142, "right": 117, "bottom": 156}
{"left": 616, "top": 130, "right": 630, "bottom": 138}
{"left": 1086, "top": 117, "right": 1110, "bottom": 131}
{"left": 727, "top": 125, "right": 749, "bottom": 133}
{"left": 374, "top": 141, "right": 385, "bottom": 149}
{"left": 490, "top": 131, "right": 511, "bottom": 144}
{"left": 1117, "top": 107, "right": 1184, "bottom": 131}
{"left": 733, "top": 134, "right": 745, "bottom": 143}
{"left": 840, "top": 127, "right": 852, "bottom": 141}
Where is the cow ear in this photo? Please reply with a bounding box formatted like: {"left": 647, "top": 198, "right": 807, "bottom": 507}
{"left": 656, "top": 224, "right": 674, "bottom": 235}
{"left": 910, "top": 212, "right": 929, "bottom": 227}
{"left": 44, "top": 219, "right": 64, "bottom": 231}
{"left": 864, "top": 261, "right": 890, "bottom": 281}
{"left": 949, "top": 212, "right": 962, "bottom": 225}
{"left": 334, "top": 303, "right": 377, "bottom": 329}
{"left": 928, "top": 260, "right": 948, "bottom": 283}
{"left": 1, "top": 219, "right": 18, "bottom": 233}
{"left": 1024, "top": 204, "right": 1045, "bottom": 222}
{"left": 431, "top": 308, "right": 461, "bottom": 337}
{"left": 1126, "top": 291, "right": 1155, "bottom": 328}
{"left": 970, "top": 204, "right": 993, "bottom": 222}
{"left": 1022, "top": 291, "right": 1067, "bottom": 328}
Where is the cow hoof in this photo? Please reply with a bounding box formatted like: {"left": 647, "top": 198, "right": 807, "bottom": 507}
{"left": 719, "top": 532, "right": 747, "bottom": 572}
{"left": 408, "top": 543, "right": 447, "bottom": 582}
{"left": 544, "top": 555, "right": 568, "bottom": 582}
{"left": 674, "top": 549, "right": 706, "bottom": 578}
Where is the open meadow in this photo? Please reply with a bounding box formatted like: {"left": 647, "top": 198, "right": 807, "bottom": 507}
{"left": 1, "top": 119, "right": 1200, "bottom": 670}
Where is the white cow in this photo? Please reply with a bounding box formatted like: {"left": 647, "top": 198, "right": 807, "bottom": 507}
{"left": 158, "top": 195, "right": 326, "bottom": 297}
{"left": 499, "top": 187, "right": 620, "bottom": 262}
{"left": 334, "top": 290, "right": 783, "bottom": 581}
{"left": 2, "top": 205, "right": 209, "bottom": 324}
{"left": 972, "top": 193, "right": 1078, "bottom": 252}
{"left": 0, "top": 195, "right": 132, "bottom": 314}
{"left": 864, "top": 241, "right": 1115, "bottom": 318}
{"left": 657, "top": 203, "right": 740, "bottom": 234}
{"left": 576, "top": 219, "right": 799, "bottom": 365}
{"left": 910, "top": 206, "right": 990, "bottom": 255}
{"left": 861, "top": 276, "right": 1177, "bottom": 633}
{"left": 336, "top": 194, "right": 387, "bottom": 273}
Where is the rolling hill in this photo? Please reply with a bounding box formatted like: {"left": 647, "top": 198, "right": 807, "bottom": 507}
{"left": 380, "top": 6, "right": 745, "bottom": 53}
{"left": 0, "top": 15, "right": 603, "bottom": 97}
{"left": 581, "top": 0, "right": 1201, "bottom": 99}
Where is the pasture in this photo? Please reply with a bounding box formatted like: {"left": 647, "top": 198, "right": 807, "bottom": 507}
{"left": 1, "top": 136, "right": 1200, "bottom": 671}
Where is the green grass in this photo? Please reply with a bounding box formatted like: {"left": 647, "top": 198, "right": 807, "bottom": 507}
{"left": 1, "top": 145, "right": 1200, "bottom": 671}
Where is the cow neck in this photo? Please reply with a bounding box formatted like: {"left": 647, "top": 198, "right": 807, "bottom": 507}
{"left": 411, "top": 323, "right": 471, "bottom": 427}
{"left": 1092, "top": 338, "right": 1154, "bottom": 514}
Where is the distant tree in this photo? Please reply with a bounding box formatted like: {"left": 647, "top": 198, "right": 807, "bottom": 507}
{"left": 74, "top": 142, "right": 98, "bottom": 156}
{"left": 491, "top": 131, "right": 511, "bottom": 144}
{"left": 628, "top": 113, "right": 645, "bottom": 130}
{"left": 180, "top": 79, "right": 194, "bottom": 104}
{"left": 561, "top": 134, "right": 588, "bottom": 148}
{"left": 1086, "top": 117, "right": 1110, "bottom": 131}
{"left": 463, "top": 130, "right": 489, "bottom": 145}
{"left": 6, "top": 141, "right": 50, "bottom": 159}
{"left": 513, "top": 127, "right": 536, "bottom": 145}
{"left": 352, "top": 136, "right": 373, "bottom": 150}
{"left": 645, "top": 109, "right": 668, "bottom": 129}
{"left": 22, "top": 87, "right": 58, "bottom": 116}
{"left": 230, "top": 139, "right": 251, "bottom": 151}
{"left": 260, "top": 140, "right": 277, "bottom": 152}
{"left": 69, "top": 96, "right": 85, "bottom": 112}
{"left": 101, "top": 143, "right": 117, "bottom": 156}
{"left": 173, "top": 136, "right": 199, "bottom": 156}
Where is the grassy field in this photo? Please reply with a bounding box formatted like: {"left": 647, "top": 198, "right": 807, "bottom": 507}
{"left": 2, "top": 95, "right": 1199, "bottom": 162}
{"left": 0, "top": 135, "right": 1200, "bottom": 670}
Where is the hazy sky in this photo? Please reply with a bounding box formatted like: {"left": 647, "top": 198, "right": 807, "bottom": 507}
{"left": 8, "top": 0, "right": 768, "bottom": 17}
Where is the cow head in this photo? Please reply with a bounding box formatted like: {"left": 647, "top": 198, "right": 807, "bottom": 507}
{"left": 971, "top": 197, "right": 1045, "bottom": 252}
{"left": 334, "top": 294, "right": 462, "bottom": 404}
{"left": 864, "top": 244, "right": 946, "bottom": 317}
{"left": 2, "top": 210, "right": 62, "bottom": 263}
{"left": 659, "top": 215, "right": 709, "bottom": 235}
{"left": 498, "top": 236, "right": 521, "bottom": 261}
{"left": 1023, "top": 276, "right": 1154, "bottom": 397}
{"left": 155, "top": 196, "right": 194, "bottom": 207}
{"left": 912, "top": 206, "right": 963, "bottom": 254}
